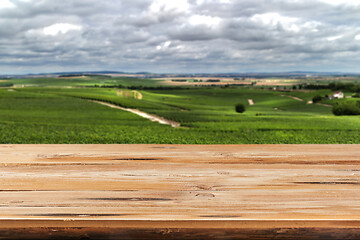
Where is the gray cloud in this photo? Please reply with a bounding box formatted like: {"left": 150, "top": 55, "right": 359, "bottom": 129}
{"left": 0, "top": 0, "right": 360, "bottom": 74}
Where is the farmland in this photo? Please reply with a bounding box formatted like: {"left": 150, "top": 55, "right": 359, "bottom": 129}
{"left": 0, "top": 76, "right": 360, "bottom": 143}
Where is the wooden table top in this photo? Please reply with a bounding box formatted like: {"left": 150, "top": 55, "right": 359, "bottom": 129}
{"left": 1, "top": 144, "right": 360, "bottom": 239}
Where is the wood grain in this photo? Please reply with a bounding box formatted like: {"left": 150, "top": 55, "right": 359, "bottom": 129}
{"left": 0, "top": 144, "right": 360, "bottom": 239}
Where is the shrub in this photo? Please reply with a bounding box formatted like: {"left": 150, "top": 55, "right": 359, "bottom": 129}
{"left": 312, "top": 95, "right": 323, "bottom": 103}
{"left": 235, "top": 103, "right": 246, "bottom": 113}
{"left": 332, "top": 101, "right": 360, "bottom": 116}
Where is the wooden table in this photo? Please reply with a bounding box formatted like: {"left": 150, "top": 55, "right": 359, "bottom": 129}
{"left": 0, "top": 144, "right": 360, "bottom": 239}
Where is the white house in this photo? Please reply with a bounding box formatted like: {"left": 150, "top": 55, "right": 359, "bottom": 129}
{"left": 333, "top": 91, "right": 344, "bottom": 99}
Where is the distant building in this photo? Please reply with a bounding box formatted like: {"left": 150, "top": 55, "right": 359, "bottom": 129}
{"left": 328, "top": 91, "right": 344, "bottom": 99}
{"left": 333, "top": 91, "right": 344, "bottom": 99}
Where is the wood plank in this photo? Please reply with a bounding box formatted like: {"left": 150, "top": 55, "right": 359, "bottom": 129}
{"left": 0, "top": 144, "right": 360, "bottom": 239}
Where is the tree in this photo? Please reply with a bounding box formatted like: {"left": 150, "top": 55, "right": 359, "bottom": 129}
{"left": 235, "top": 103, "right": 246, "bottom": 113}
{"left": 312, "top": 95, "right": 323, "bottom": 103}
{"left": 332, "top": 101, "right": 360, "bottom": 116}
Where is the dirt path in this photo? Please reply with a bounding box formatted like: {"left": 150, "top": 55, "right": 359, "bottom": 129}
{"left": 248, "top": 99, "right": 255, "bottom": 105}
{"left": 316, "top": 103, "right": 332, "bottom": 107}
{"left": 281, "top": 95, "right": 303, "bottom": 102}
{"left": 92, "top": 100, "right": 180, "bottom": 128}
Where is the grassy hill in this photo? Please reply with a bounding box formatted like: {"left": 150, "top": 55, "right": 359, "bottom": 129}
{"left": 1, "top": 82, "right": 359, "bottom": 143}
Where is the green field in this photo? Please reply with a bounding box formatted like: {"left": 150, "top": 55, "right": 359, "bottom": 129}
{"left": 0, "top": 76, "right": 359, "bottom": 143}
{"left": 7, "top": 76, "right": 163, "bottom": 88}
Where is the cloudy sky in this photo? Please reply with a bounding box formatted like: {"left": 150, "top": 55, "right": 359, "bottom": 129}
{"left": 1, "top": 0, "right": 360, "bottom": 74}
